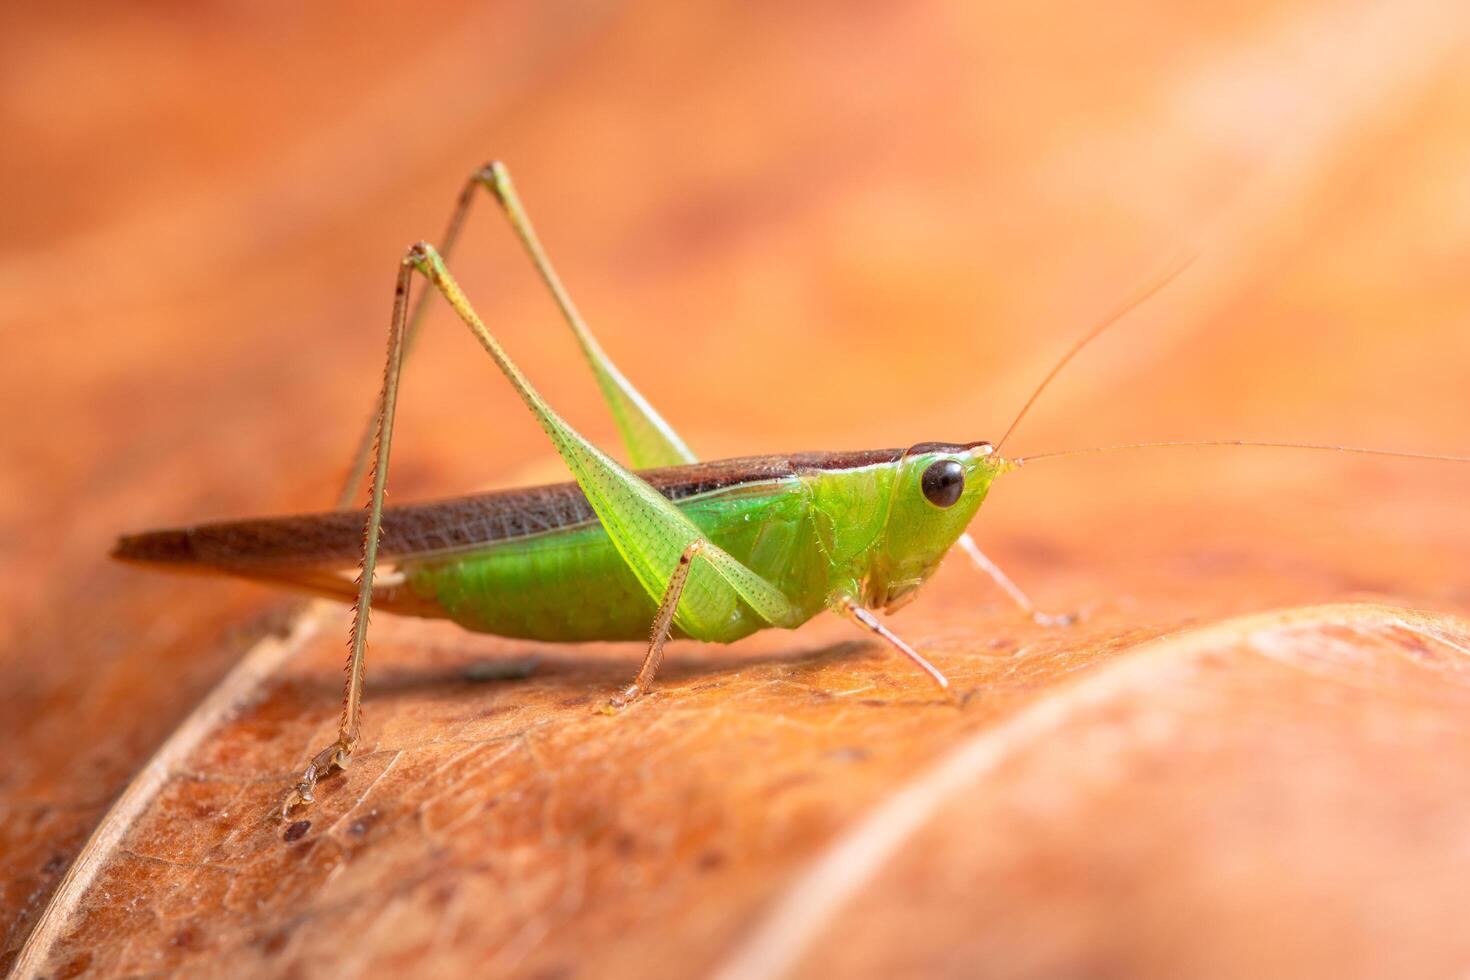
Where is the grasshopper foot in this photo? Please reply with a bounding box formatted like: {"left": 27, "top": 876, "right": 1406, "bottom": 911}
{"left": 279, "top": 738, "right": 353, "bottom": 819}
{"left": 597, "top": 683, "right": 645, "bottom": 716}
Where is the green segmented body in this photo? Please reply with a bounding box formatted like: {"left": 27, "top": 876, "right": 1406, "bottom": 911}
{"left": 405, "top": 478, "right": 825, "bottom": 642}
{"left": 114, "top": 444, "right": 1002, "bottom": 644}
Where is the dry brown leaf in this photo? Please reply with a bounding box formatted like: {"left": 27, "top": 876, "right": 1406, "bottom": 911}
{"left": 7, "top": 2, "right": 1470, "bottom": 978}
{"left": 14, "top": 597, "right": 1470, "bottom": 979}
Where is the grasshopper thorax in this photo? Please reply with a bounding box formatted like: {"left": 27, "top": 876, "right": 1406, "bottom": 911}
{"left": 806, "top": 441, "right": 1009, "bottom": 612}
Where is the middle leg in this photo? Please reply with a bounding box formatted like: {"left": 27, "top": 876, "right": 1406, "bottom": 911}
{"left": 603, "top": 539, "right": 708, "bottom": 712}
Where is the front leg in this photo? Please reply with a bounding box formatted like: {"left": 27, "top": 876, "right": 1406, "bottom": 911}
{"left": 837, "top": 598, "right": 960, "bottom": 704}
{"left": 955, "top": 532, "right": 1077, "bottom": 627}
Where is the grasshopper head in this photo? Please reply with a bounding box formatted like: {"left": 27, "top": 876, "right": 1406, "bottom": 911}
{"left": 863, "top": 440, "right": 1012, "bottom": 610}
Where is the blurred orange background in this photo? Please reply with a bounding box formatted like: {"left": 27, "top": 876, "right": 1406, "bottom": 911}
{"left": 4, "top": 3, "right": 1470, "bottom": 977}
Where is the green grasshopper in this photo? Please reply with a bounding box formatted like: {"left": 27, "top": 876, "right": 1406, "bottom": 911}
{"left": 113, "top": 163, "right": 1469, "bottom": 818}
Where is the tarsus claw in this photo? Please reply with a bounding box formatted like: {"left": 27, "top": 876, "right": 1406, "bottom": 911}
{"left": 280, "top": 786, "right": 311, "bottom": 820}
{"left": 278, "top": 739, "right": 352, "bottom": 820}
{"left": 597, "top": 683, "right": 642, "bottom": 715}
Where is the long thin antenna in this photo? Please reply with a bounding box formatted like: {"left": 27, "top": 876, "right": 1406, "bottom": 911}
{"left": 995, "top": 250, "right": 1197, "bottom": 453}
{"left": 1014, "top": 439, "right": 1470, "bottom": 467}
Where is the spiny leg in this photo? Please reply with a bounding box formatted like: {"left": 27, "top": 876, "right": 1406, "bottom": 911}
{"left": 837, "top": 599, "right": 959, "bottom": 704}
{"left": 282, "top": 258, "right": 415, "bottom": 818}
{"left": 285, "top": 242, "right": 794, "bottom": 816}
{"left": 955, "top": 532, "right": 1076, "bottom": 626}
{"left": 337, "top": 161, "right": 692, "bottom": 505}
{"left": 482, "top": 162, "right": 695, "bottom": 468}
{"left": 335, "top": 180, "right": 478, "bottom": 505}
{"left": 404, "top": 241, "right": 795, "bottom": 637}
{"left": 602, "top": 539, "right": 707, "bottom": 713}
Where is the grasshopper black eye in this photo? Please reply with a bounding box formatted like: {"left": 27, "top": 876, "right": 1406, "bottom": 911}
{"left": 920, "top": 459, "right": 964, "bottom": 508}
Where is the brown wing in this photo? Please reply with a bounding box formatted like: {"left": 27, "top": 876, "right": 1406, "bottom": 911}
{"left": 112, "top": 448, "right": 912, "bottom": 574}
